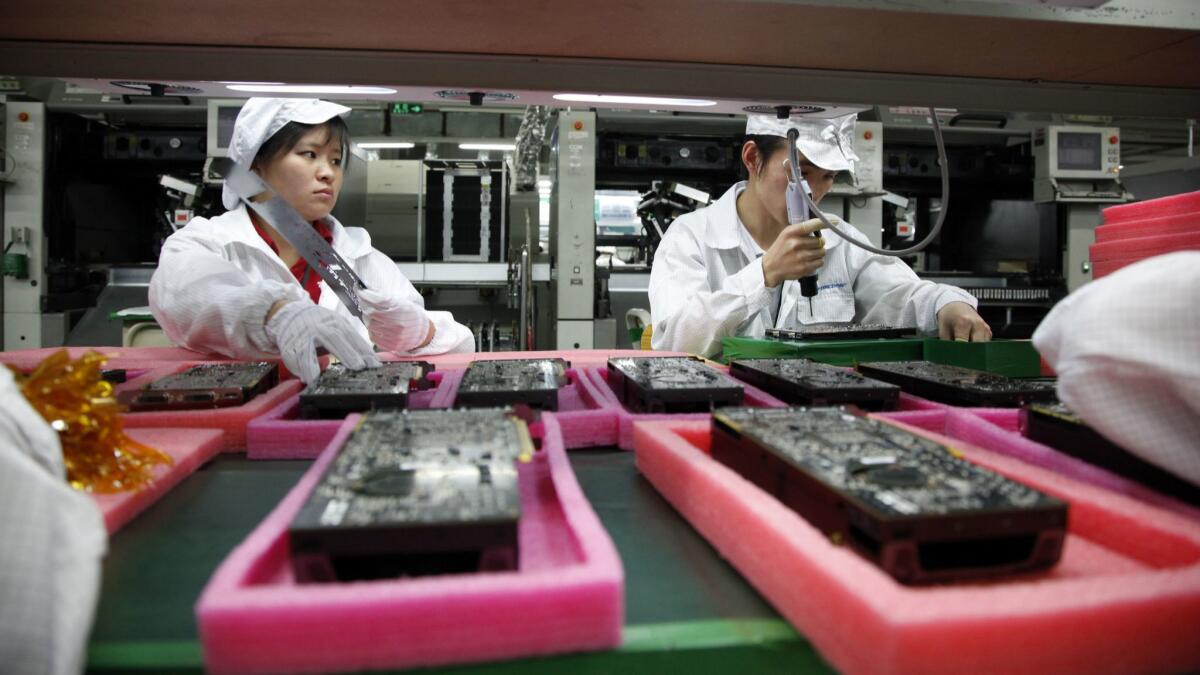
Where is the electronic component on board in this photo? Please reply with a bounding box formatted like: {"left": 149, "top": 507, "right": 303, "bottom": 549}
{"left": 118, "top": 362, "right": 278, "bottom": 411}
{"left": 454, "top": 358, "right": 569, "bottom": 410}
{"left": 730, "top": 358, "right": 900, "bottom": 410}
{"left": 298, "top": 361, "right": 433, "bottom": 419}
{"left": 711, "top": 406, "right": 1067, "bottom": 584}
{"left": 607, "top": 356, "right": 744, "bottom": 413}
{"left": 289, "top": 408, "right": 534, "bottom": 582}
{"left": 1024, "top": 402, "right": 1199, "bottom": 507}
{"left": 765, "top": 323, "right": 914, "bottom": 341}
{"left": 856, "top": 361, "right": 1057, "bottom": 407}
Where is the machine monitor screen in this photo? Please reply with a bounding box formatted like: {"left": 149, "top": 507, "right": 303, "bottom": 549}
{"left": 1056, "top": 132, "right": 1101, "bottom": 171}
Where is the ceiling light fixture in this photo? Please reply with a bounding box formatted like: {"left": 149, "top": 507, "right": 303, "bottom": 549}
{"left": 553, "top": 93, "right": 717, "bottom": 107}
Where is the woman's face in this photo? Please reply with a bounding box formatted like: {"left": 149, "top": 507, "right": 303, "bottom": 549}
{"left": 255, "top": 125, "right": 344, "bottom": 222}
{"left": 746, "top": 142, "right": 839, "bottom": 226}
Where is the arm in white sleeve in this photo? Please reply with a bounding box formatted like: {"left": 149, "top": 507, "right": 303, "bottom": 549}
{"left": 649, "top": 230, "right": 772, "bottom": 357}
{"left": 355, "top": 251, "right": 475, "bottom": 355}
{"left": 150, "top": 232, "right": 307, "bottom": 358}
{"left": 842, "top": 227, "right": 976, "bottom": 332}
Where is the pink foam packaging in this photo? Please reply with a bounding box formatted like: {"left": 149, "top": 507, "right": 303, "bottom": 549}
{"left": 875, "top": 407, "right": 1200, "bottom": 522}
{"left": 196, "top": 414, "right": 624, "bottom": 674}
{"left": 90, "top": 427, "right": 225, "bottom": 533}
{"left": 0, "top": 345, "right": 239, "bottom": 372}
{"left": 116, "top": 364, "right": 304, "bottom": 452}
{"left": 633, "top": 416, "right": 1200, "bottom": 675}
{"left": 1095, "top": 211, "right": 1200, "bottom": 243}
{"left": 407, "top": 348, "right": 689, "bottom": 371}
{"left": 1101, "top": 190, "right": 1200, "bottom": 223}
{"left": 245, "top": 371, "right": 450, "bottom": 459}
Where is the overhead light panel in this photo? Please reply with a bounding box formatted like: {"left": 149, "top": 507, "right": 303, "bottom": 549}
{"left": 357, "top": 142, "right": 416, "bottom": 149}
{"left": 459, "top": 143, "right": 516, "bottom": 151}
{"left": 224, "top": 84, "right": 398, "bottom": 95}
{"left": 553, "top": 94, "right": 717, "bottom": 107}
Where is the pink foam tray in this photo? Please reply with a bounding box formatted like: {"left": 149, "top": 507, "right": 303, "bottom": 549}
{"left": 404, "top": 348, "right": 689, "bottom": 371}
{"left": 0, "top": 345, "right": 236, "bottom": 372}
{"left": 245, "top": 371, "right": 450, "bottom": 460}
{"left": 875, "top": 407, "right": 1200, "bottom": 522}
{"left": 1102, "top": 190, "right": 1200, "bottom": 223}
{"left": 115, "top": 363, "right": 304, "bottom": 452}
{"left": 583, "top": 363, "right": 945, "bottom": 450}
{"left": 196, "top": 413, "right": 624, "bottom": 674}
{"left": 90, "top": 427, "right": 225, "bottom": 533}
{"left": 633, "top": 416, "right": 1200, "bottom": 675}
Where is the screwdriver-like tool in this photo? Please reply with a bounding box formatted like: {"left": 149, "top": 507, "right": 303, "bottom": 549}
{"left": 784, "top": 130, "right": 821, "bottom": 316}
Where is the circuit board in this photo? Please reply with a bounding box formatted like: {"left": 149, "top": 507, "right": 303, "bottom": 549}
{"left": 454, "top": 358, "right": 569, "bottom": 410}
{"left": 1024, "top": 402, "right": 1199, "bottom": 507}
{"left": 711, "top": 406, "right": 1067, "bottom": 584}
{"left": 298, "top": 361, "right": 432, "bottom": 419}
{"left": 118, "top": 362, "right": 278, "bottom": 411}
{"left": 289, "top": 408, "right": 533, "bottom": 582}
{"left": 729, "top": 358, "right": 900, "bottom": 410}
{"left": 856, "top": 361, "right": 1057, "bottom": 406}
{"left": 606, "top": 356, "right": 744, "bottom": 413}
{"left": 765, "top": 323, "right": 914, "bottom": 341}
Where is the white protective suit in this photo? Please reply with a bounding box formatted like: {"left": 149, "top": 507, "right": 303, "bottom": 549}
{"left": 150, "top": 205, "right": 474, "bottom": 358}
{"left": 1033, "top": 251, "right": 1200, "bottom": 488}
{"left": 649, "top": 183, "right": 977, "bottom": 357}
{"left": 0, "top": 367, "right": 107, "bottom": 675}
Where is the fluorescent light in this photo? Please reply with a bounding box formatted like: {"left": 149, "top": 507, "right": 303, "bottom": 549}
{"left": 225, "top": 84, "right": 397, "bottom": 95}
{"left": 536, "top": 179, "right": 552, "bottom": 188}
{"left": 356, "top": 142, "right": 416, "bottom": 149}
{"left": 459, "top": 143, "right": 515, "bottom": 151}
{"left": 553, "top": 93, "right": 716, "bottom": 107}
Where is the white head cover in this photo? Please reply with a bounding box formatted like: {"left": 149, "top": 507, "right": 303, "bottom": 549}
{"left": 745, "top": 113, "right": 859, "bottom": 173}
{"left": 221, "top": 97, "right": 353, "bottom": 210}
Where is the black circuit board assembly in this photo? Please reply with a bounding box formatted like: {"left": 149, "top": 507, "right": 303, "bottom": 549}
{"left": 454, "top": 358, "right": 569, "bottom": 410}
{"left": 765, "top": 323, "right": 914, "bottom": 341}
{"left": 711, "top": 406, "right": 1067, "bottom": 584}
{"left": 730, "top": 358, "right": 900, "bottom": 410}
{"left": 607, "top": 356, "right": 744, "bottom": 413}
{"left": 299, "top": 361, "right": 433, "bottom": 419}
{"left": 289, "top": 408, "right": 533, "bottom": 582}
{"left": 118, "top": 362, "right": 278, "bottom": 411}
{"left": 856, "top": 361, "right": 1057, "bottom": 407}
{"left": 1024, "top": 402, "right": 1199, "bottom": 507}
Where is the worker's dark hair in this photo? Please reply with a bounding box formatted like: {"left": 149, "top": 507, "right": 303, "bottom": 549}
{"left": 252, "top": 116, "right": 351, "bottom": 172}
{"left": 740, "top": 134, "right": 788, "bottom": 180}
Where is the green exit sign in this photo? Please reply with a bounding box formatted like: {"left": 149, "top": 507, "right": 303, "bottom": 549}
{"left": 392, "top": 102, "right": 424, "bottom": 114}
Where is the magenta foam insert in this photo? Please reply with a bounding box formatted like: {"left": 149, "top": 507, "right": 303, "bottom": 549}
{"left": 1095, "top": 211, "right": 1200, "bottom": 243}
{"left": 1102, "top": 190, "right": 1200, "bottom": 224}
{"left": 196, "top": 414, "right": 623, "bottom": 674}
{"left": 89, "top": 427, "right": 225, "bottom": 533}
{"left": 633, "top": 417, "right": 1200, "bottom": 675}
{"left": 116, "top": 364, "right": 304, "bottom": 452}
{"left": 0, "top": 345, "right": 239, "bottom": 372}
{"left": 582, "top": 365, "right": 789, "bottom": 450}
{"left": 409, "top": 348, "right": 690, "bottom": 371}
{"left": 875, "top": 407, "right": 1200, "bottom": 522}
{"left": 245, "top": 371, "right": 448, "bottom": 460}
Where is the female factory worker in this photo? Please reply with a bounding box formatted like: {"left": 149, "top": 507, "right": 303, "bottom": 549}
{"left": 150, "top": 98, "right": 473, "bottom": 382}
{"left": 649, "top": 113, "right": 990, "bottom": 357}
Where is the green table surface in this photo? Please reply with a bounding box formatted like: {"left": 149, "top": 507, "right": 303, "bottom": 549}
{"left": 87, "top": 451, "right": 835, "bottom": 674}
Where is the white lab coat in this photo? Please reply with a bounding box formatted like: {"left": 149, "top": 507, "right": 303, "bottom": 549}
{"left": 1033, "top": 251, "right": 1200, "bottom": 488}
{"left": 649, "top": 183, "right": 977, "bottom": 357}
{"left": 0, "top": 368, "right": 106, "bottom": 675}
{"left": 150, "top": 205, "right": 474, "bottom": 358}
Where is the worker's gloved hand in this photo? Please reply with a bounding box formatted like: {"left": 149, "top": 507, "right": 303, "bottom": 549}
{"left": 356, "top": 287, "right": 433, "bottom": 353}
{"left": 937, "top": 301, "right": 992, "bottom": 342}
{"left": 761, "top": 218, "right": 827, "bottom": 288}
{"left": 264, "top": 300, "right": 380, "bottom": 383}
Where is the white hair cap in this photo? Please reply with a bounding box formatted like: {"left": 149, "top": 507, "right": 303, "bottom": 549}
{"left": 221, "top": 98, "right": 352, "bottom": 210}
{"left": 745, "top": 112, "right": 859, "bottom": 173}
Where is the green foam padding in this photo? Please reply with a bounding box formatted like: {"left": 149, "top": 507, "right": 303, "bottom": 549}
{"left": 921, "top": 339, "right": 1042, "bottom": 378}
{"left": 720, "top": 337, "right": 925, "bottom": 366}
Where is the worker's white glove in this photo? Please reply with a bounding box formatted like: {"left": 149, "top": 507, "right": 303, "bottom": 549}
{"left": 357, "top": 287, "right": 432, "bottom": 353}
{"left": 264, "top": 301, "right": 380, "bottom": 383}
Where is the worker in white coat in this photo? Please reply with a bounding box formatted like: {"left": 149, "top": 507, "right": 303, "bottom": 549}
{"left": 649, "top": 113, "right": 990, "bottom": 358}
{"left": 150, "top": 98, "right": 474, "bottom": 383}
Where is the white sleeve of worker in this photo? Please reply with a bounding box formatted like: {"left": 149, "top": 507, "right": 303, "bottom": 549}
{"left": 649, "top": 227, "right": 773, "bottom": 357}
{"left": 1033, "top": 251, "right": 1200, "bottom": 487}
{"left": 150, "top": 229, "right": 307, "bottom": 359}
{"left": 355, "top": 251, "right": 475, "bottom": 355}
{"left": 840, "top": 225, "right": 976, "bottom": 332}
{"left": 0, "top": 368, "right": 107, "bottom": 675}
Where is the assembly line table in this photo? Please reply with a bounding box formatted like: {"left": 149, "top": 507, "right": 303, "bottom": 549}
{"left": 85, "top": 449, "right": 835, "bottom": 674}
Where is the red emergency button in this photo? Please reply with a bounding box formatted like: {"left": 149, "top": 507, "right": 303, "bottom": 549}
{"left": 573, "top": 120, "right": 584, "bottom": 131}
{"left": 1109, "top": 135, "right": 1119, "bottom": 144}
{"left": 864, "top": 130, "right": 874, "bottom": 140}
{"left": 17, "top": 112, "right": 29, "bottom": 122}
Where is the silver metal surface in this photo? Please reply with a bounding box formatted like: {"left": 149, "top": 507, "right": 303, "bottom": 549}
{"left": 107, "top": 264, "right": 156, "bottom": 286}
